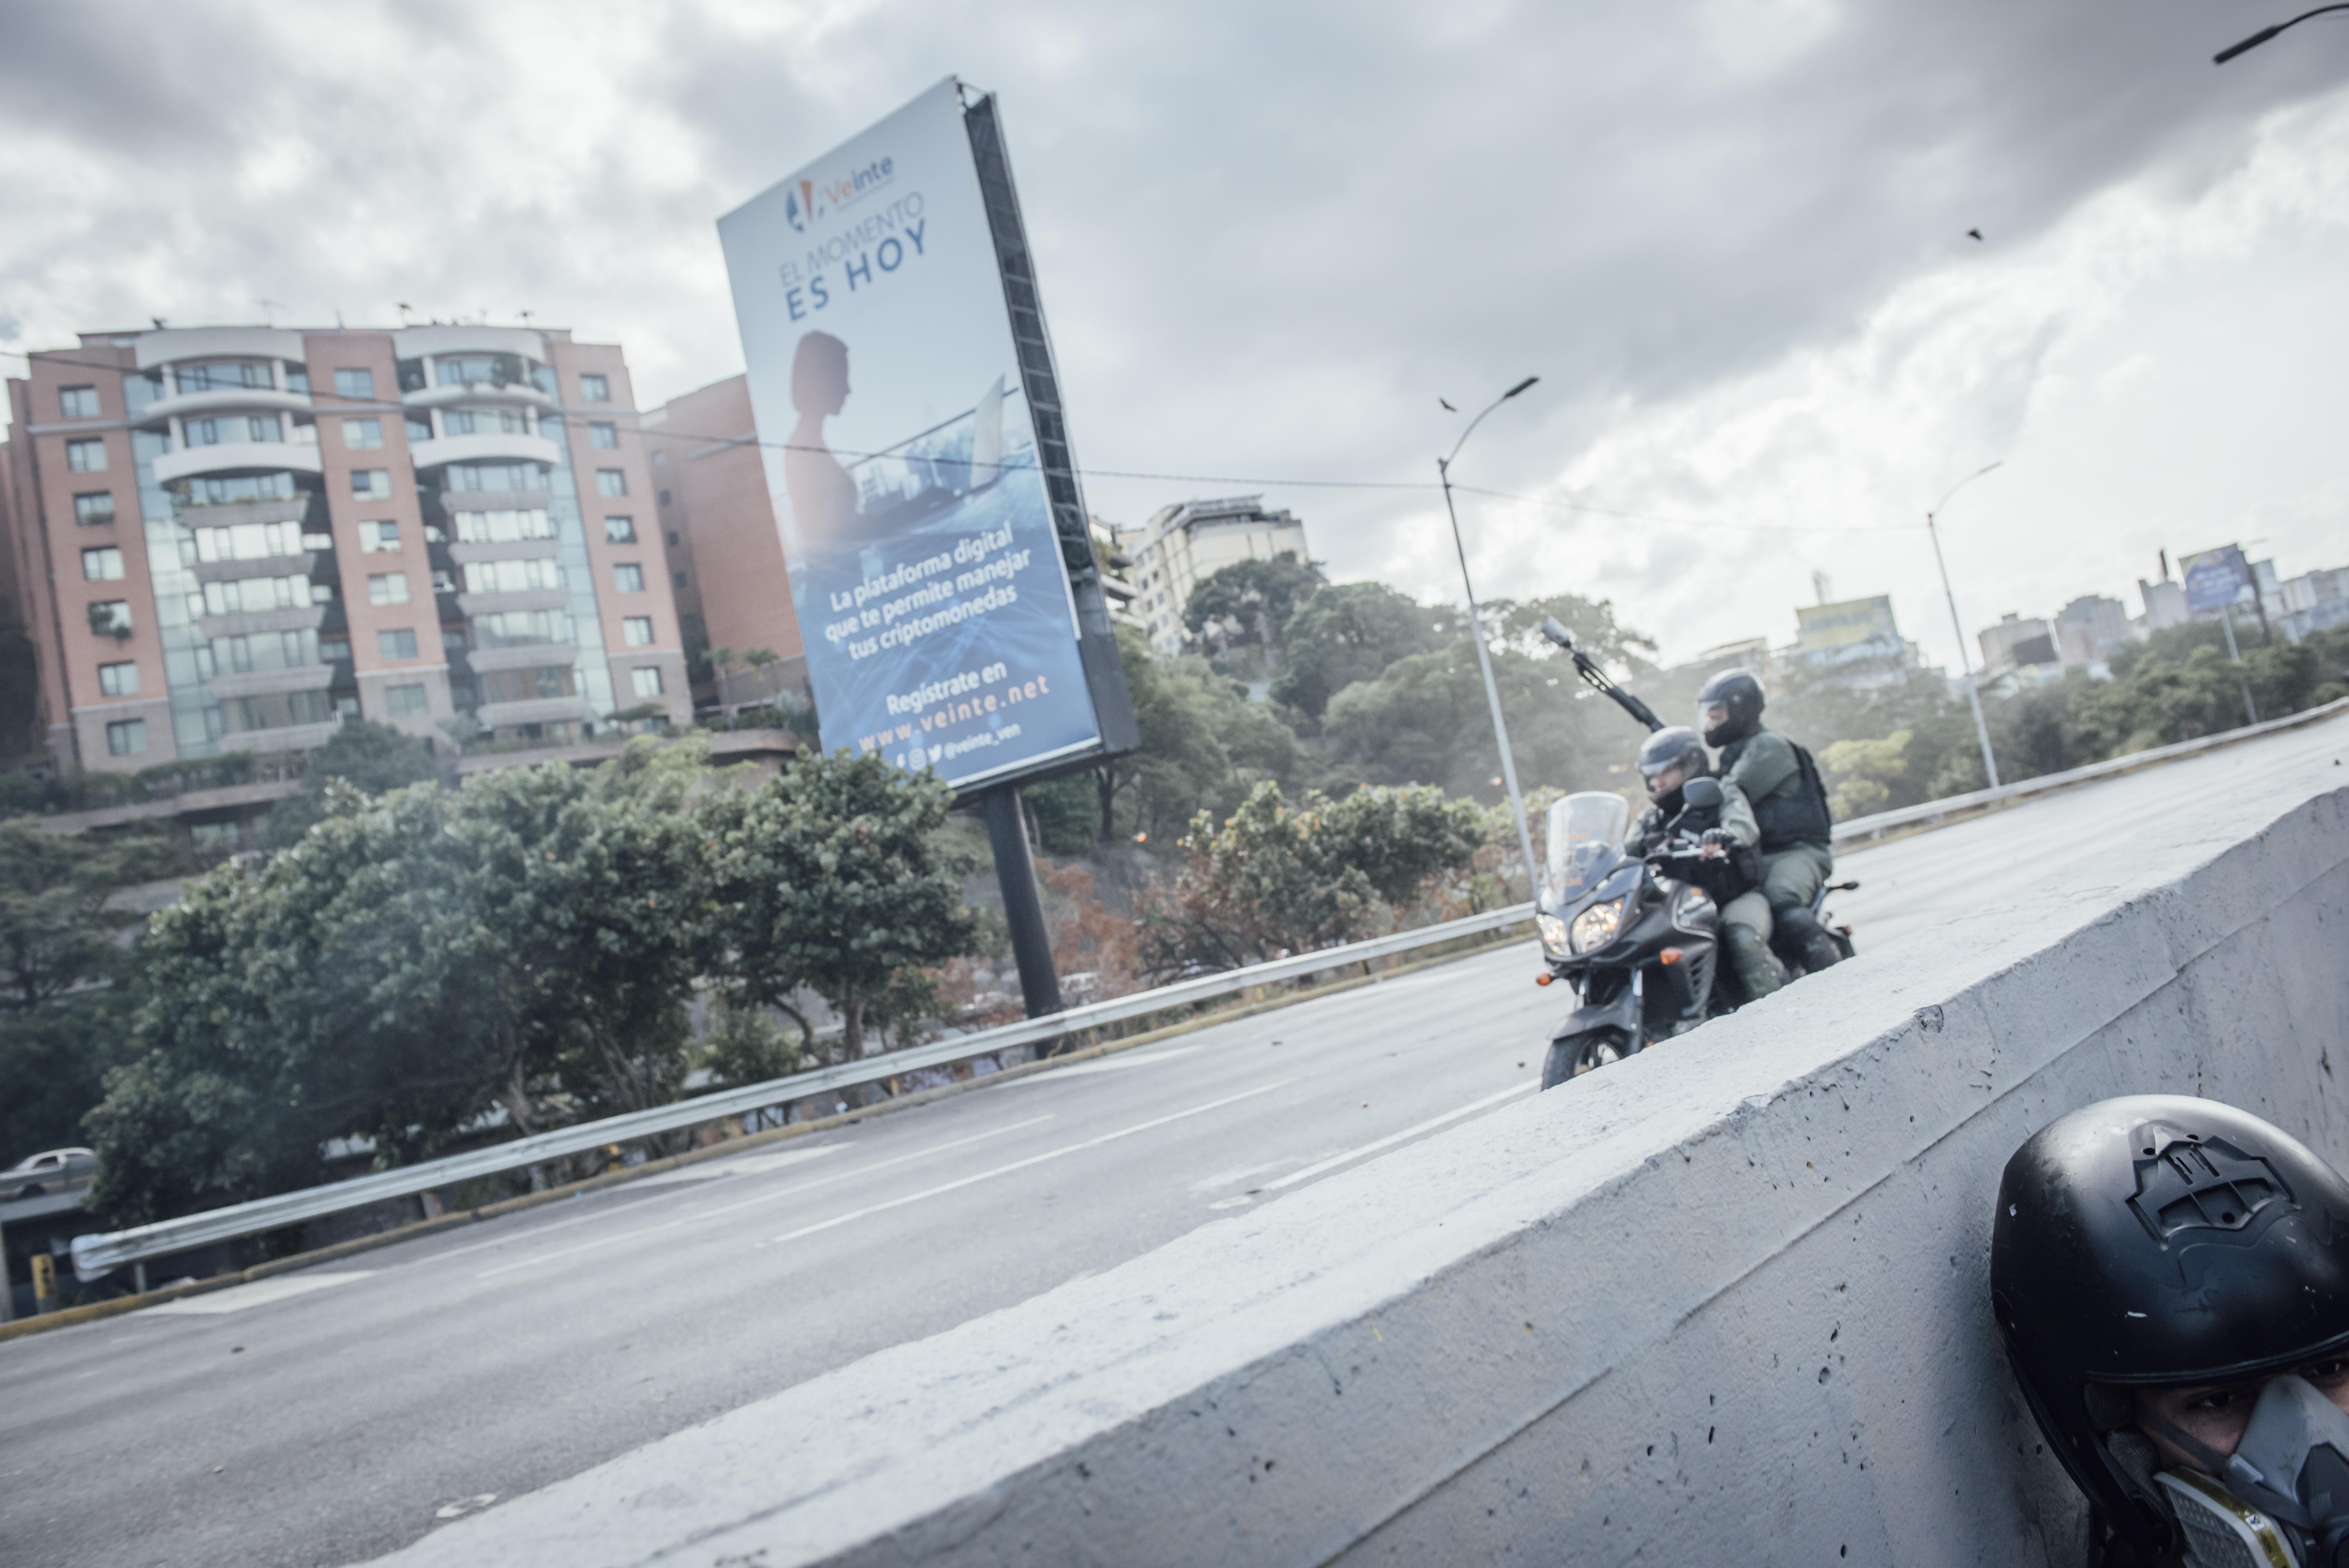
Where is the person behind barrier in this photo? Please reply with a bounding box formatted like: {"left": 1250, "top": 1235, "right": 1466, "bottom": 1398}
{"left": 1993, "top": 1095, "right": 2349, "bottom": 1568}
{"left": 1627, "top": 726, "right": 1757, "bottom": 912}
{"left": 1696, "top": 668, "right": 1839, "bottom": 996}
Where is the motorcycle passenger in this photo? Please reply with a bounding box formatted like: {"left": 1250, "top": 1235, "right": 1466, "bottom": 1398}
{"left": 1993, "top": 1096, "right": 2349, "bottom": 1568}
{"left": 1627, "top": 726, "right": 1757, "bottom": 912}
{"left": 1696, "top": 668, "right": 1839, "bottom": 996}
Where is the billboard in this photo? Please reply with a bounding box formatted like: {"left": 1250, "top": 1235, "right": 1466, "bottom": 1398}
{"left": 1795, "top": 595, "right": 1899, "bottom": 654}
{"left": 717, "top": 79, "right": 1131, "bottom": 791}
{"left": 2181, "top": 545, "right": 2253, "bottom": 614}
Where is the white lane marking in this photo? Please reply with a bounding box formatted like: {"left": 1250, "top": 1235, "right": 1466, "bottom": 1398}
{"left": 629, "top": 1144, "right": 842, "bottom": 1188}
{"left": 474, "top": 1116, "right": 1055, "bottom": 1281}
{"left": 773, "top": 1081, "right": 1298, "bottom": 1245}
{"left": 1261, "top": 1082, "right": 1536, "bottom": 1192}
{"left": 1008, "top": 1045, "right": 1203, "bottom": 1081}
{"left": 141, "top": 1271, "right": 372, "bottom": 1316}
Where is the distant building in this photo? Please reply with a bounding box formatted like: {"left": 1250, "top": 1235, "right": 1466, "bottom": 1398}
{"left": 1979, "top": 613, "right": 2060, "bottom": 676}
{"left": 1123, "top": 495, "right": 1309, "bottom": 653}
{"left": 2054, "top": 594, "right": 2129, "bottom": 672}
{"left": 637, "top": 375, "right": 806, "bottom": 713}
{"left": 2, "top": 323, "right": 690, "bottom": 772}
{"left": 1089, "top": 516, "right": 1145, "bottom": 633}
{"left": 2137, "top": 576, "right": 2190, "bottom": 633}
{"left": 2278, "top": 566, "right": 2349, "bottom": 641}
{"left": 1792, "top": 595, "right": 1917, "bottom": 688}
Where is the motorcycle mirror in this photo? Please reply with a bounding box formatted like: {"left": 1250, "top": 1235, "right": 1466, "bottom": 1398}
{"left": 1681, "top": 777, "right": 1723, "bottom": 809}
{"left": 1538, "top": 616, "right": 1576, "bottom": 650}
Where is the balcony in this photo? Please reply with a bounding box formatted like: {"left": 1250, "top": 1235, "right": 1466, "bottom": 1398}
{"left": 204, "top": 665, "right": 334, "bottom": 701}
{"left": 152, "top": 441, "right": 323, "bottom": 486}
{"left": 191, "top": 552, "right": 321, "bottom": 586}
{"left": 193, "top": 604, "right": 326, "bottom": 640}
{"left": 139, "top": 387, "right": 316, "bottom": 427}
{"left": 408, "top": 431, "right": 561, "bottom": 471}
{"left": 463, "top": 642, "right": 579, "bottom": 674}
{"left": 134, "top": 326, "right": 308, "bottom": 374}
{"left": 215, "top": 718, "right": 344, "bottom": 756}
{"left": 447, "top": 540, "right": 560, "bottom": 565}
{"left": 474, "top": 695, "right": 595, "bottom": 730}
{"left": 454, "top": 587, "right": 568, "bottom": 617}
{"left": 401, "top": 382, "right": 556, "bottom": 413}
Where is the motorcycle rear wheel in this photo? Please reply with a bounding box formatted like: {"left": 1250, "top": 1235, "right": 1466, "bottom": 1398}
{"left": 1541, "top": 1026, "right": 1635, "bottom": 1089}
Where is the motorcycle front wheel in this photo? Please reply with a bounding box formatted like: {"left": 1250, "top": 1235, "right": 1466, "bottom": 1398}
{"left": 1540, "top": 1026, "right": 1635, "bottom": 1089}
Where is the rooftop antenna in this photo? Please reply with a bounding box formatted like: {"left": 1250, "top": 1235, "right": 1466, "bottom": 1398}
{"left": 255, "top": 298, "right": 286, "bottom": 327}
{"left": 396, "top": 302, "right": 415, "bottom": 327}
{"left": 150, "top": 317, "right": 168, "bottom": 330}
{"left": 1812, "top": 569, "right": 1834, "bottom": 606}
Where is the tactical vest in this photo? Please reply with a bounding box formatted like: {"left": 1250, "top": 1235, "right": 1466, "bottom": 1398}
{"left": 1718, "top": 732, "right": 1835, "bottom": 853}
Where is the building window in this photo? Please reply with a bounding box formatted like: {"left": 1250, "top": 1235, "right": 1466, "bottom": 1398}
{"left": 669, "top": 571, "right": 687, "bottom": 591}
{"left": 321, "top": 636, "right": 351, "bottom": 663}
{"left": 66, "top": 438, "right": 106, "bottom": 472}
{"left": 175, "top": 361, "right": 271, "bottom": 394}
{"left": 352, "top": 469, "right": 392, "bottom": 499}
{"left": 343, "top": 417, "right": 384, "bottom": 449}
{"left": 245, "top": 415, "right": 283, "bottom": 443}
{"left": 359, "top": 521, "right": 401, "bottom": 553}
{"left": 658, "top": 490, "right": 672, "bottom": 507}
{"left": 368, "top": 572, "right": 410, "bottom": 606}
{"left": 385, "top": 683, "right": 428, "bottom": 717}
{"left": 623, "top": 616, "right": 654, "bottom": 647}
{"left": 595, "top": 469, "right": 626, "bottom": 498}
{"left": 666, "top": 529, "right": 681, "bottom": 547}
{"left": 406, "top": 415, "right": 433, "bottom": 443}
{"left": 105, "top": 718, "right": 148, "bottom": 756}
{"left": 603, "top": 515, "right": 636, "bottom": 543}
{"left": 98, "top": 661, "right": 140, "bottom": 697}
{"left": 334, "top": 367, "right": 376, "bottom": 399}
{"left": 89, "top": 602, "right": 132, "bottom": 638}
{"left": 82, "top": 546, "right": 125, "bottom": 581}
{"left": 613, "top": 563, "right": 644, "bottom": 593}
{"left": 588, "top": 422, "right": 618, "bottom": 449}
{"left": 378, "top": 628, "right": 419, "bottom": 661}
{"left": 453, "top": 508, "right": 554, "bottom": 543}
{"left": 73, "top": 492, "right": 116, "bottom": 526}
{"left": 461, "top": 558, "right": 562, "bottom": 593}
{"left": 448, "top": 461, "right": 550, "bottom": 492}
{"left": 580, "top": 373, "right": 610, "bottom": 403}
{"left": 59, "top": 386, "right": 99, "bottom": 419}
{"left": 631, "top": 666, "right": 663, "bottom": 698}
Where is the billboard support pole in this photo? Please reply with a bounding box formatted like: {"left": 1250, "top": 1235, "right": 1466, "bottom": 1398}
{"left": 984, "top": 786, "right": 1064, "bottom": 1036}
{"left": 2220, "top": 604, "right": 2258, "bottom": 725}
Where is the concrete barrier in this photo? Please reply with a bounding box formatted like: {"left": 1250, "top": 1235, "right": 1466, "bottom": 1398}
{"left": 373, "top": 750, "right": 2349, "bottom": 1567}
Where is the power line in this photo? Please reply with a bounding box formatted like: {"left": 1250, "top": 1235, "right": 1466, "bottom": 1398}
{"left": 0, "top": 344, "right": 1921, "bottom": 538}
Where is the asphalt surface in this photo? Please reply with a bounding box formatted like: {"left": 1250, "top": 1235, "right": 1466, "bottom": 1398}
{"left": 3, "top": 712, "right": 2344, "bottom": 1568}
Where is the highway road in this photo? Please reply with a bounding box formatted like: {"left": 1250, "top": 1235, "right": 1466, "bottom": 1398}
{"left": 2, "top": 711, "right": 2343, "bottom": 1568}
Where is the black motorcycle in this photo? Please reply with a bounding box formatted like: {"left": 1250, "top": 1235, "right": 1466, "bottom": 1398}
{"left": 1534, "top": 779, "right": 1858, "bottom": 1086}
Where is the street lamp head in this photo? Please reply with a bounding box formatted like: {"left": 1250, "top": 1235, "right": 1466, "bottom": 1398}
{"left": 1504, "top": 376, "right": 1540, "bottom": 399}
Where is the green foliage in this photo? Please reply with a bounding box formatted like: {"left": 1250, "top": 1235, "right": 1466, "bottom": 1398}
{"left": 1142, "top": 780, "right": 1485, "bottom": 973}
{"left": 87, "top": 740, "right": 713, "bottom": 1224}
{"left": 1181, "top": 554, "right": 1326, "bottom": 652}
{"left": 701, "top": 993, "right": 806, "bottom": 1089}
{"left": 698, "top": 747, "right": 978, "bottom": 1064}
{"left": 1819, "top": 731, "right": 1911, "bottom": 819}
{"left": 1273, "top": 583, "right": 1448, "bottom": 719}
{"left": 264, "top": 720, "right": 447, "bottom": 846}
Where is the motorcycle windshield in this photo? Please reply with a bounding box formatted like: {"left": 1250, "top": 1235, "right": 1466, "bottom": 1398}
{"left": 1545, "top": 791, "right": 1632, "bottom": 903}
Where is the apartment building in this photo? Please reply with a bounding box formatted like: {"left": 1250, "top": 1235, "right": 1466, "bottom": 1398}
{"left": 1, "top": 323, "right": 690, "bottom": 771}
{"left": 1117, "top": 495, "right": 1310, "bottom": 654}
{"left": 637, "top": 375, "right": 805, "bottom": 712}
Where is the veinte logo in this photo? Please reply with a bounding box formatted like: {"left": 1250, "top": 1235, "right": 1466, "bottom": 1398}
{"left": 782, "top": 155, "right": 897, "bottom": 233}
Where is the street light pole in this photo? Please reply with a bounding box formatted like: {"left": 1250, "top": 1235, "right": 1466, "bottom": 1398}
{"left": 1925, "top": 461, "right": 2003, "bottom": 791}
{"left": 2215, "top": 3, "right": 2349, "bottom": 61}
{"left": 1438, "top": 375, "right": 1542, "bottom": 898}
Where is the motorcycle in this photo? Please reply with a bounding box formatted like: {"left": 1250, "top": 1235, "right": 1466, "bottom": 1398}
{"left": 1533, "top": 779, "right": 1858, "bottom": 1086}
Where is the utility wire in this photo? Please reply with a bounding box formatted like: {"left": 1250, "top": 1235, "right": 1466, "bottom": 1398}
{"left": 0, "top": 344, "right": 1919, "bottom": 537}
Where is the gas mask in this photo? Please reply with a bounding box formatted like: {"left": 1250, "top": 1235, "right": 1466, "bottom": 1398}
{"left": 2147, "top": 1375, "right": 2349, "bottom": 1568}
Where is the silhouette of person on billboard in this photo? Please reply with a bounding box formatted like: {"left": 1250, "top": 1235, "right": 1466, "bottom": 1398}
{"left": 785, "top": 331, "right": 863, "bottom": 551}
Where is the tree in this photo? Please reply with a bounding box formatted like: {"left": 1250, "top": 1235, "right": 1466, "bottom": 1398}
{"left": 1819, "top": 731, "right": 1911, "bottom": 819}
{"left": 1142, "top": 780, "right": 1485, "bottom": 974}
{"left": 87, "top": 741, "right": 715, "bottom": 1224}
{"left": 1272, "top": 583, "right": 1448, "bottom": 720}
{"left": 264, "top": 719, "right": 447, "bottom": 847}
{"left": 1182, "top": 554, "right": 1326, "bottom": 659}
{"left": 699, "top": 747, "right": 978, "bottom": 1066}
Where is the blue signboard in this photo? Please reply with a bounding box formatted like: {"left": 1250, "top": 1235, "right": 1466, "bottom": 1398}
{"left": 2181, "top": 545, "right": 2253, "bottom": 615}
{"left": 717, "top": 81, "right": 1107, "bottom": 789}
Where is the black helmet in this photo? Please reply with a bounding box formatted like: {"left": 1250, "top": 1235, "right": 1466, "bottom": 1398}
{"left": 1992, "top": 1096, "right": 2349, "bottom": 1560}
{"left": 1696, "top": 668, "right": 1764, "bottom": 748}
{"left": 1636, "top": 727, "right": 1708, "bottom": 802}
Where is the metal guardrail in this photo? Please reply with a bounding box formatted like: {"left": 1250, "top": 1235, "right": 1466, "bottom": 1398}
{"left": 71, "top": 899, "right": 1537, "bottom": 1280}
{"left": 1830, "top": 694, "right": 2349, "bottom": 845}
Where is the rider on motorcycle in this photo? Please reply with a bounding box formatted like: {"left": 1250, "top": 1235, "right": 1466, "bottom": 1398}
{"left": 1627, "top": 726, "right": 1759, "bottom": 916}
{"left": 1696, "top": 668, "right": 1841, "bottom": 996}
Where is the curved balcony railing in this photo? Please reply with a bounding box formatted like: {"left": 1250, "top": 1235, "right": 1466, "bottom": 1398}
{"left": 401, "top": 381, "right": 556, "bottom": 412}
{"left": 151, "top": 442, "right": 324, "bottom": 486}
{"left": 407, "top": 431, "right": 561, "bottom": 471}
{"left": 139, "top": 387, "right": 316, "bottom": 426}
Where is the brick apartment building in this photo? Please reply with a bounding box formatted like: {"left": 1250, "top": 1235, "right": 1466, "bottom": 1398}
{"left": 1, "top": 323, "right": 691, "bottom": 772}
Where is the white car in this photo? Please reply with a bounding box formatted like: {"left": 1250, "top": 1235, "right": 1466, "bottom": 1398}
{"left": 2, "top": 1147, "right": 98, "bottom": 1201}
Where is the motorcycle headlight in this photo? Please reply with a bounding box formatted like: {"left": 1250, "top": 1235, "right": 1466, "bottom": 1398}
{"left": 1570, "top": 896, "right": 1627, "bottom": 954}
{"left": 1536, "top": 913, "right": 1571, "bottom": 956}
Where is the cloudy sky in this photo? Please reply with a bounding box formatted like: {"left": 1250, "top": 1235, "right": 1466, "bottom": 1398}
{"left": 3, "top": 0, "right": 2344, "bottom": 669}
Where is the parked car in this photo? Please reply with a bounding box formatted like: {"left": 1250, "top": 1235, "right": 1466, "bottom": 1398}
{"left": 2, "top": 1147, "right": 98, "bottom": 1201}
